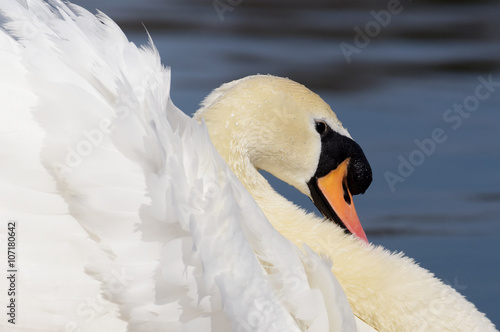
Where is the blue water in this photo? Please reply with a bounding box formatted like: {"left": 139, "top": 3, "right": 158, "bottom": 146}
{"left": 76, "top": 0, "right": 500, "bottom": 326}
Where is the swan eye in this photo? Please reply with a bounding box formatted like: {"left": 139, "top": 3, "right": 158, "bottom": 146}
{"left": 315, "top": 121, "right": 328, "bottom": 137}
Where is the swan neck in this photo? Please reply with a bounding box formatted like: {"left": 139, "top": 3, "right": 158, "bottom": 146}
{"left": 211, "top": 134, "right": 290, "bottom": 216}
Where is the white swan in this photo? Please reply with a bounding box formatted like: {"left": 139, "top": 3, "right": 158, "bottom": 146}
{"left": 0, "top": 0, "right": 496, "bottom": 331}
{"left": 0, "top": 1, "right": 373, "bottom": 331}
{"left": 194, "top": 75, "right": 498, "bottom": 331}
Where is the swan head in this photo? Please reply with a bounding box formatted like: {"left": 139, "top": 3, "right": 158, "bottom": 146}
{"left": 195, "top": 75, "right": 372, "bottom": 242}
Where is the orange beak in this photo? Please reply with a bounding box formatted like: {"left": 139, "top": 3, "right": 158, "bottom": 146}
{"left": 315, "top": 159, "right": 368, "bottom": 243}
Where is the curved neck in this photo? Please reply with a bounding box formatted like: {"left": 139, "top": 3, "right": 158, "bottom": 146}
{"left": 211, "top": 131, "right": 307, "bottom": 232}
{"left": 205, "top": 123, "right": 495, "bottom": 332}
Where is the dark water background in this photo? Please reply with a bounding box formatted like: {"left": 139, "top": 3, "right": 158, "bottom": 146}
{"left": 74, "top": 0, "right": 500, "bottom": 326}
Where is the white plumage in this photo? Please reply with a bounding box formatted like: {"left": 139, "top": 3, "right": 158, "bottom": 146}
{"left": 1, "top": 1, "right": 498, "bottom": 331}
{"left": 0, "top": 0, "right": 368, "bottom": 330}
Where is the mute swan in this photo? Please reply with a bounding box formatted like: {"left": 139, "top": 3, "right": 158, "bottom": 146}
{"left": 194, "top": 75, "right": 498, "bottom": 330}
{"left": 0, "top": 0, "right": 374, "bottom": 331}
{"left": 0, "top": 0, "right": 496, "bottom": 331}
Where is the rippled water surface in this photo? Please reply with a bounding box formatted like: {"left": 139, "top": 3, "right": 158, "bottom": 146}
{"left": 75, "top": 0, "right": 500, "bottom": 325}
